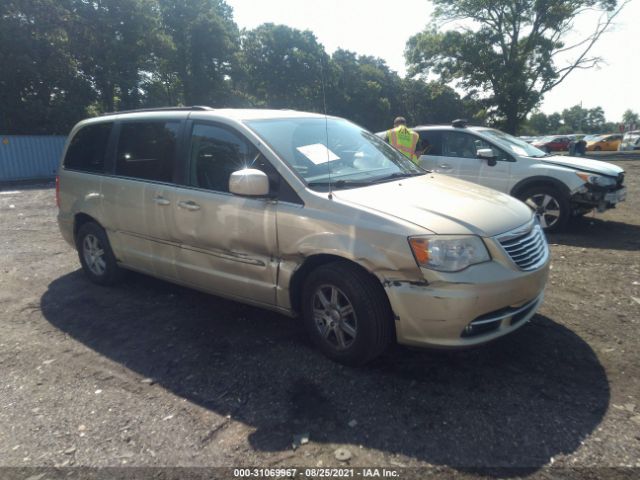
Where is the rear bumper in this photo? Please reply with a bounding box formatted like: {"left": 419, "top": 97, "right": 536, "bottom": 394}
{"left": 57, "top": 213, "right": 75, "bottom": 248}
{"left": 385, "top": 259, "right": 549, "bottom": 348}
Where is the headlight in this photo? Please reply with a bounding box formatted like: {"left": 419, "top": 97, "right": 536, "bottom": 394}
{"left": 408, "top": 235, "right": 490, "bottom": 272}
{"left": 576, "top": 172, "right": 616, "bottom": 187}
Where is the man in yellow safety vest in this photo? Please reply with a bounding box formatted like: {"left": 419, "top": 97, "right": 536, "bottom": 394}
{"left": 385, "top": 116, "right": 421, "bottom": 163}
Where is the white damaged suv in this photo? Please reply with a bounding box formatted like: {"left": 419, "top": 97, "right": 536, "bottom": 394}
{"left": 413, "top": 122, "right": 627, "bottom": 232}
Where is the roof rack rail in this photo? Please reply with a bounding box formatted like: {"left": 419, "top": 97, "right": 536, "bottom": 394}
{"left": 452, "top": 119, "right": 468, "bottom": 128}
{"left": 99, "top": 106, "right": 213, "bottom": 117}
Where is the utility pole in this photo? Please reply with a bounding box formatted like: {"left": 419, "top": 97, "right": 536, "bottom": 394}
{"left": 579, "top": 101, "right": 583, "bottom": 133}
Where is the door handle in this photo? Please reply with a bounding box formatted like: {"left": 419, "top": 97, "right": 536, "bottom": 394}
{"left": 154, "top": 196, "right": 170, "bottom": 206}
{"left": 177, "top": 200, "right": 201, "bottom": 211}
{"left": 438, "top": 164, "right": 452, "bottom": 169}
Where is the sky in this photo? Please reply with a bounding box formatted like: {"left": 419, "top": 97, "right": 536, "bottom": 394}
{"left": 226, "top": 0, "right": 639, "bottom": 123}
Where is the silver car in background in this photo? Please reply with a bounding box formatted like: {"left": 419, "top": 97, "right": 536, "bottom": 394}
{"left": 412, "top": 122, "right": 626, "bottom": 232}
{"left": 619, "top": 130, "right": 640, "bottom": 151}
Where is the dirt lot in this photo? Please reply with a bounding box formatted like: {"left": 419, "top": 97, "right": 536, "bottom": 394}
{"left": 1, "top": 161, "right": 639, "bottom": 479}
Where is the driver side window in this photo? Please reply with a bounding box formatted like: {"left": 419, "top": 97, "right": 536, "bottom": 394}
{"left": 189, "top": 123, "right": 257, "bottom": 192}
{"left": 441, "top": 132, "right": 478, "bottom": 159}
{"left": 473, "top": 136, "right": 510, "bottom": 162}
{"left": 440, "top": 131, "right": 509, "bottom": 162}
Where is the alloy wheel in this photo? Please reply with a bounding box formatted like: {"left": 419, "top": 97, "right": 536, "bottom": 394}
{"left": 312, "top": 284, "right": 358, "bottom": 350}
{"left": 525, "top": 193, "right": 561, "bottom": 229}
{"left": 82, "top": 234, "right": 106, "bottom": 276}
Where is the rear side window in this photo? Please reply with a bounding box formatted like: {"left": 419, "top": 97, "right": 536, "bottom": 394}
{"left": 116, "top": 121, "right": 180, "bottom": 182}
{"left": 418, "top": 131, "right": 442, "bottom": 155}
{"left": 64, "top": 123, "right": 113, "bottom": 173}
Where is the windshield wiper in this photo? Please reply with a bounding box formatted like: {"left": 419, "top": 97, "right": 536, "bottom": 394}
{"left": 371, "top": 172, "right": 425, "bottom": 183}
{"left": 307, "top": 179, "right": 374, "bottom": 189}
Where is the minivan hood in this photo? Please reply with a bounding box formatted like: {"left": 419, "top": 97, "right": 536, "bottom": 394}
{"left": 539, "top": 155, "right": 623, "bottom": 176}
{"left": 333, "top": 174, "right": 533, "bottom": 237}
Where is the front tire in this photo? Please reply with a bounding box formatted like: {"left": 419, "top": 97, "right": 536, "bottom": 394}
{"left": 76, "top": 222, "right": 123, "bottom": 285}
{"left": 302, "top": 262, "right": 394, "bottom": 366}
{"left": 517, "top": 186, "right": 570, "bottom": 232}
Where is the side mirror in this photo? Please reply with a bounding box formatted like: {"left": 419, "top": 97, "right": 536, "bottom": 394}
{"left": 477, "top": 148, "right": 497, "bottom": 167}
{"left": 229, "top": 169, "right": 270, "bottom": 197}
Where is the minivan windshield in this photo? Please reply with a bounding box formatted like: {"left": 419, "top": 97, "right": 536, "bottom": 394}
{"left": 245, "top": 117, "right": 424, "bottom": 190}
{"left": 479, "top": 128, "right": 548, "bottom": 158}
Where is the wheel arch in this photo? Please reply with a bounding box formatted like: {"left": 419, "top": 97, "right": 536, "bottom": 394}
{"left": 510, "top": 176, "right": 571, "bottom": 199}
{"left": 73, "top": 213, "right": 103, "bottom": 244}
{"left": 288, "top": 254, "right": 388, "bottom": 316}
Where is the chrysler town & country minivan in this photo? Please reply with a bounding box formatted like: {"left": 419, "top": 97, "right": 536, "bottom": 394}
{"left": 57, "top": 107, "right": 550, "bottom": 364}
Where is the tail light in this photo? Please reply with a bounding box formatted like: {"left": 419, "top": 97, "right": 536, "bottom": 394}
{"left": 55, "top": 175, "right": 60, "bottom": 208}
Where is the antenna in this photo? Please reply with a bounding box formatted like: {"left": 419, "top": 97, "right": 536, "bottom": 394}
{"left": 319, "top": 57, "right": 332, "bottom": 200}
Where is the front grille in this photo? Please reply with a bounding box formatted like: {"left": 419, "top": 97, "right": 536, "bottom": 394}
{"left": 498, "top": 224, "right": 548, "bottom": 271}
{"left": 618, "top": 173, "right": 624, "bottom": 187}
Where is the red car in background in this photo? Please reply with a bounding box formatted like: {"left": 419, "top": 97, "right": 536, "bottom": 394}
{"left": 532, "top": 135, "right": 571, "bottom": 153}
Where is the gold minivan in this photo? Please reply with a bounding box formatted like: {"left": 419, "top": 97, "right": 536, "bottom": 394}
{"left": 57, "top": 107, "right": 550, "bottom": 365}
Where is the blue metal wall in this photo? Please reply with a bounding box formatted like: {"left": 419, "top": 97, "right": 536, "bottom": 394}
{"left": 0, "top": 135, "right": 67, "bottom": 182}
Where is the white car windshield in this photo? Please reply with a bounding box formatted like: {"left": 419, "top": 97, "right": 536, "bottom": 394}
{"left": 479, "top": 128, "right": 548, "bottom": 158}
{"left": 245, "top": 117, "right": 425, "bottom": 190}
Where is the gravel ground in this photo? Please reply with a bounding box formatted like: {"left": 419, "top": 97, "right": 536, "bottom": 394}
{"left": 1, "top": 160, "right": 639, "bottom": 479}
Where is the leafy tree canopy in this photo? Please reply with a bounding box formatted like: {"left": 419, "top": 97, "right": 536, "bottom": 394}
{"left": 406, "top": 0, "right": 626, "bottom": 133}
{"left": 7, "top": 1, "right": 608, "bottom": 135}
{"left": 237, "top": 23, "right": 328, "bottom": 111}
{"left": 520, "top": 104, "right": 627, "bottom": 135}
{"left": 622, "top": 109, "right": 639, "bottom": 127}
{"left": 0, "top": 0, "right": 94, "bottom": 134}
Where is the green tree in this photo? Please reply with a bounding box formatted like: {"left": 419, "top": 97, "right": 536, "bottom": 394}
{"left": 237, "top": 24, "right": 328, "bottom": 111}
{"left": 584, "top": 106, "right": 606, "bottom": 133}
{"left": 70, "top": 0, "right": 164, "bottom": 112}
{"left": 325, "top": 49, "right": 474, "bottom": 132}
{"left": 0, "top": 0, "right": 94, "bottom": 134}
{"left": 622, "top": 109, "right": 639, "bottom": 127}
{"left": 327, "top": 50, "right": 401, "bottom": 131}
{"left": 157, "top": 0, "right": 239, "bottom": 106}
{"left": 547, "top": 113, "right": 563, "bottom": 133}
{"left": 523, "top": 111, "right": 550, "bottom": 135}
{"left": 398, "top": 79, "right": 471, "bottom": 127}
{"left": 561, "top": 105, "right": 588, "bottom": 133}
{"left": 406, "top": 0, "right": 628, "bottom": 134}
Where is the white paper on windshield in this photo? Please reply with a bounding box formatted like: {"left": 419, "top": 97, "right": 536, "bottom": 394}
{"left": 511, "top": 145, "right": 527, "bottom": 156}
{"left": 297, "top": 143, "right": 340, "bottom": 165}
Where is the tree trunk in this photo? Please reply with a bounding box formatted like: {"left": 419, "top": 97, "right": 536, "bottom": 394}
{"left": 101, "top": 82, "right": 115, "bottom": 112}
{"left": 502, "top": 102, "right": 521, "bottom": 134}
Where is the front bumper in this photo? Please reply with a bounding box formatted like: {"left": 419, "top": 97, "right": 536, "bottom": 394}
{"left": 618, "top": 144, "right": 639, "bottom": 151}
{"left": 571, "top": 185, "right": 626, "bottom": 212}
{"left": 385, "top": 256, "right": 550, "bottom": 349}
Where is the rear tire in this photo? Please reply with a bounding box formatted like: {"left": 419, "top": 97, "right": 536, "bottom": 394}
{"left": 517, "top": 186, "right": 570, "bottom": 233}
{"left": 302, "top": 261, "right": 394, "bottom": 366}
{"left": 76, "top": 222, "right": 123, "bottom": 286}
